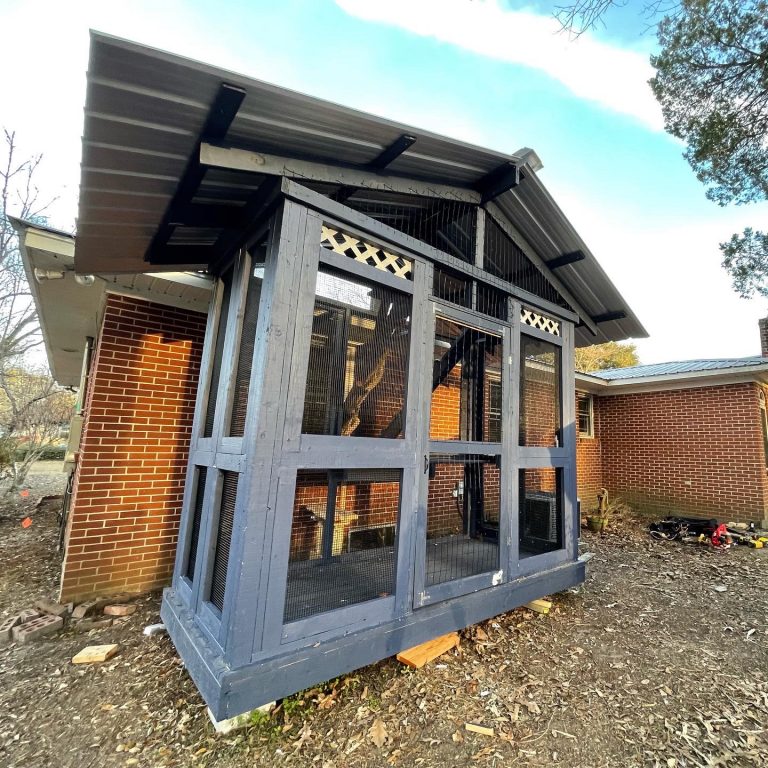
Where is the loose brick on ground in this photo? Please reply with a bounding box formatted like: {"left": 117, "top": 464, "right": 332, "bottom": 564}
{"left": 35, "top": 599, "right": 73, "bottom": 618}
{"left": 103, "top": 604, "right": 137, "bottom": 617}
{"left": 70, "top": 617, "right": 113, "bottom": 633}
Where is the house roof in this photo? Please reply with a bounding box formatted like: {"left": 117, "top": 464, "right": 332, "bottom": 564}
{"left": 576, "top": 356, "right": 768, "bottom": 395}
{"left": 75, "top": 31, "right": 647, "bottom": 348}
{"left": 10, "top": 217, "right": 211, "bottom": 387}
{"left": 592, "top": 357, "right": 768, "bottom": 380}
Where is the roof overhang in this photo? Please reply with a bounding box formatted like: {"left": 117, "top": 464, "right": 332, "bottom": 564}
{"left": 75, "top": 31, "right": 647, "bottom": 347}
{"left": 11, "top": 217, "right": 212, "bottom": 387}
{"left": 576, "top": 364, "right": 768, "bottom": 396}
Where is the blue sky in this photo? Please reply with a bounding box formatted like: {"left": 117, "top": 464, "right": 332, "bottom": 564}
{"left": 1, "top": 0, "right": 766, "bottom": 363}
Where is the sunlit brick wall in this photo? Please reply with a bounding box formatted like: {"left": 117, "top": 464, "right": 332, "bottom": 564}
{"left": 597, "top": 383, "right": 768, "bottom": 523}
{"left": 59, "top": 295, "right": 206, "bottom": 602}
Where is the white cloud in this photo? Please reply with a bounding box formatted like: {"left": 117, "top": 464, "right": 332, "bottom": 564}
{"left": 336, "top": 0, "right": 662, "bottom": 131}
{"left": 551, "top": 185, "right": 768, "bottom": 362}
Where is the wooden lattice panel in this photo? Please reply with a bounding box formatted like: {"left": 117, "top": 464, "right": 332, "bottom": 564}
{"left": 521, "top": 307, "right": 560, "bottom": 336}
{"left": 321, "top": 225, "right": 413, "bottom": 280}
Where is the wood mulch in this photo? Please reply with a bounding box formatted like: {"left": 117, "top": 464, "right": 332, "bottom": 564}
{"left": 1, "top": 471, "right": 766, "bottom": 767}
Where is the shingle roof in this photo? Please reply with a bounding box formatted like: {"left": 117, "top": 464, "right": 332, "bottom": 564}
{"left": 591, "top": 357, "right": 768, "bottom": 381}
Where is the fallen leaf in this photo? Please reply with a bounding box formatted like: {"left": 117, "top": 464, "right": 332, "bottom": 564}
{"left": 369, "top": 719, "right": 388, "bottom": 749}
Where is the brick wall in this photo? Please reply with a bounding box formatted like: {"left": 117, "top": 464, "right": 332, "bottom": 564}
{"left": 576, "top": 391, "right": 603, "bottom": 512}
{"left": 593, "top": 383, "right": 768, "bottom": 523}
{"left": 60, "top": 295, "right": 206, "bottom": 602}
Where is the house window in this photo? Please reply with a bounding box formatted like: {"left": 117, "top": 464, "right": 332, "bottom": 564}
{"left": 577, "top": 393, "right": 594, "bottom": 438}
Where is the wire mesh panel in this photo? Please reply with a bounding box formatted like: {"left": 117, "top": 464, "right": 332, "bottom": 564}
{"left": 433, "top": 266, "right": 472, "bottom": 308}
{"left": 301, "top": 268, "right": 412, "bottom": 438}
{"left": 519, "top": 334, "right": 562, "bottom": 447}
{"left": 425, "top": 454, "right": 500, "bottom": 586}
{"left": 484, "top": 215, "right": 570, "bottom": 309}
{"left": 284, "top": 469, "right": 401, "bottom": 623}
{"left": 476, "top": 283, "right": 508, "bottom": 321}
{"left": 185, "top": 467, "right": 208, "bottom": 582}
{"left": 342, "top": 191, "right": 477, "bottom": 263}
{"left": 430, "top": 317, "right": 503, "bottom": 442}
{"left": 228, "top": 253, "right": 266, "bottom": 437}
{"left": 519, "top": 468, "right": 562, "bottom": 557}
{"left": 209, "top": 471, "right": 239, "bottom": 612}
{"left": 203, "top": 266, "right": 234, "bottom": 438}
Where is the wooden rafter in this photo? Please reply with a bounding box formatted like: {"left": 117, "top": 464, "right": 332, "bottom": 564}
{"left": 546, "top": 251, "right": 585, "bottom": 270}
{"left": 145, "top": 83, "right": 246, "bottom": 265}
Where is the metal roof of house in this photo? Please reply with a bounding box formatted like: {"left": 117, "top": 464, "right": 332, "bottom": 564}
{"left": 592, "top": 357, "right": 768, "bottom": 380}
{"left": 75, "top": 31, "right": 647, "bottom": 347}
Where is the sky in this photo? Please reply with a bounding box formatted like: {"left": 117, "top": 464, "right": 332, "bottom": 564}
{"left": 1, "top": 0, "right": 766, "bottom": 364}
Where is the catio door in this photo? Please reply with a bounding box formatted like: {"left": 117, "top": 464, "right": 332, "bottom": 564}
{"left": 414, "top": 302, "right": 512, "bottom": 607}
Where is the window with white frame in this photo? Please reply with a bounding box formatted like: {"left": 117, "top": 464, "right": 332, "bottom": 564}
{"left": 577, "top": 393, "right": 594, "bottom": 438}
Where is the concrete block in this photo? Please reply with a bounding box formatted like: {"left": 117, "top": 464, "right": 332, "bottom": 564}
{"left": 12, "top": 614, "right": 63, "bottom": 643}
{"left": 0, "top": 615, "right": 22, "bottom": 645}
{"left": 18, "top": 609, "right": 42, "bottom": 624}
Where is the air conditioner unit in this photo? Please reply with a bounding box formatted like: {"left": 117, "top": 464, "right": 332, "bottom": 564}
{"left": 521, "top": 491, "right": 559, "bottom": 552}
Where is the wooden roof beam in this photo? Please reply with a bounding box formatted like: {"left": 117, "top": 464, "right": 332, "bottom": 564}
{"left": 145, "top": 83, "right": 246, "bottom": 265}
{"left": 547, "top": 250, "right": 586, "bottom": 270}
{"left": 369, "top": 134, "right": 417, "bottom": 170}
{"left": 200, "top": 143, "right": 480, "bottom": 203}
{"left": 332, "top": 134, "right": 417, "bottom": 204}
{"left": 476, "top": 161, "right": 520, "bottom": 204}
{"left": 591, "top": 311, "right": 627, "bottom": 324}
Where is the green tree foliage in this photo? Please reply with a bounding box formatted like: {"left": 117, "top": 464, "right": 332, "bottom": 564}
{"left": 650, "top": 1, "right": 768, "bottom": 298}
{"left": 575, "top": 341, "right": 639, "bottom": 372}
{"left": 720, "top": 228, "right": 768, "bottom": 298}
{"left": 557, "top": 0, "right": 768, "bottom": 297}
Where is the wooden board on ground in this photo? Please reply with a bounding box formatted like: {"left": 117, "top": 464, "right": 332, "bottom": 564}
{"left": 465, "top": 722, "right": 494, "bottom": 736}
{"left": 525, "top": 599, "right": 552, "bottom": 615}
{"left": 72, "top": 643, "right": 120, "bottom": 664}
{"left": 396, "top": 632, "right": 459, "bottom": 668}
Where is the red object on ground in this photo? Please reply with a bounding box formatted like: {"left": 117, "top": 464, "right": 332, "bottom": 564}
{"left": 711, "top": 524, "right": 731, "bottom": 548}
{"left": 21, "top": 517, "right": 32, "bottom": 529}
{"left": 19, "top": 489, "right": 30, "bottom": 498}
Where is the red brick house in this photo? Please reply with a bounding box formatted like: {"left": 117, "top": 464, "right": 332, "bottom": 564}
{"left": 576, "top": 351, "right": 768, "bottom": 526}
{"left": 11, "top": 218, "right": 210, "bottom": 601}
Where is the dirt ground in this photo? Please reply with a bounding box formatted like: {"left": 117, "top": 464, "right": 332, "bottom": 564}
{"left": 1, "top": 469, "right": 767, "bottom": 768}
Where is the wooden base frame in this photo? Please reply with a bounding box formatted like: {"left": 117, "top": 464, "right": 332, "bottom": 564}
{"left": 162, "top": 559, "right": 585, "bottom": 719}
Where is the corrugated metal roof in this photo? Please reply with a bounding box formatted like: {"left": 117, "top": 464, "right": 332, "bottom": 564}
{"left": 592, "top": 357, "right": 768, "bottom": 381}
{"left": 75, "top": 31, "right": 647, "bottom": 347}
